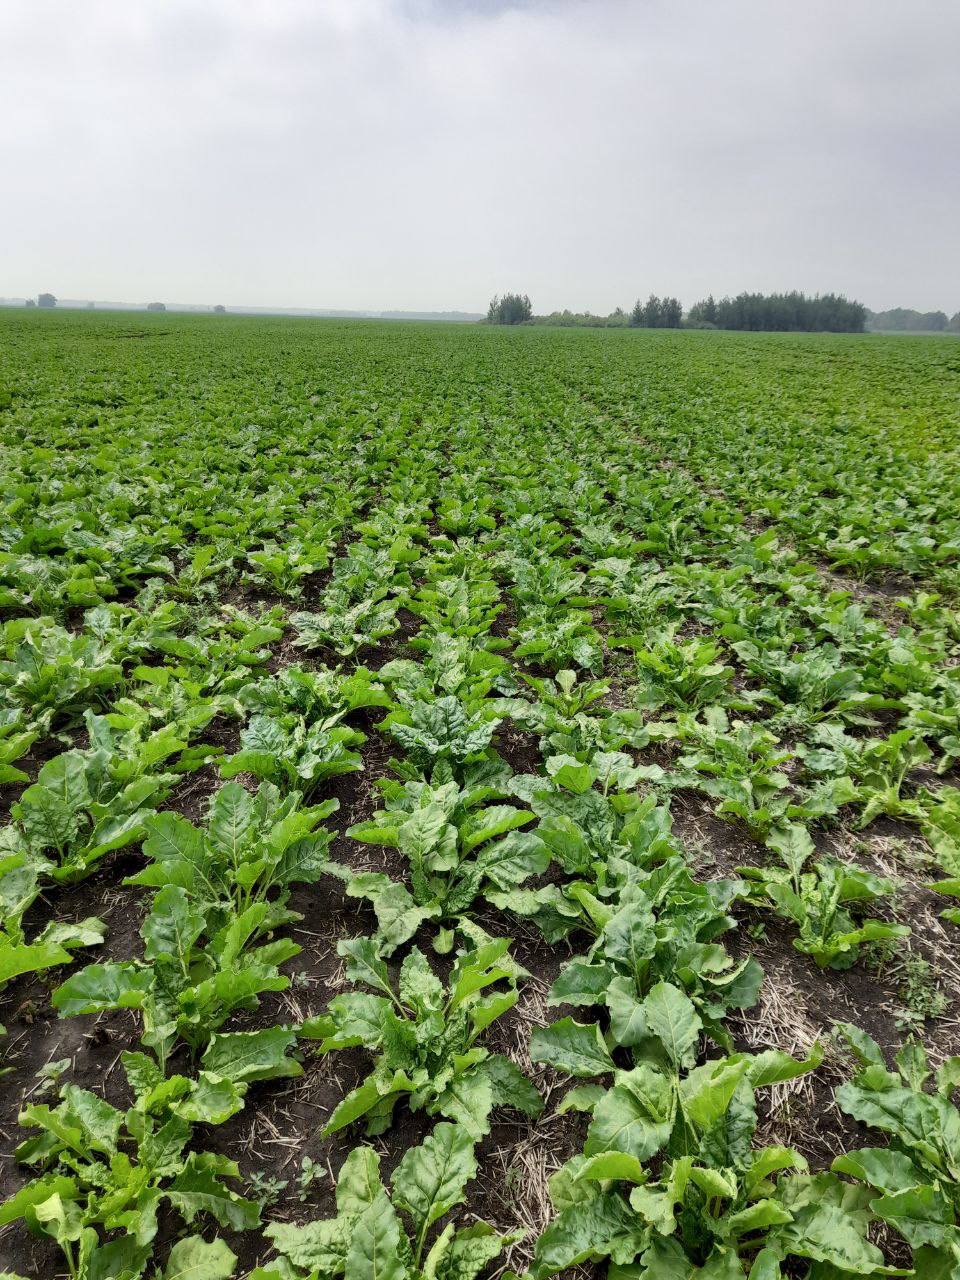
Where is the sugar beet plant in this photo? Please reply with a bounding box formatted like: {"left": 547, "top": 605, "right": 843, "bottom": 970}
{"left": 2, "top": 310, "right": 959, "bottom": 1277}
{"left": 299, "top": 936, "right": 541, "bottom": 1138}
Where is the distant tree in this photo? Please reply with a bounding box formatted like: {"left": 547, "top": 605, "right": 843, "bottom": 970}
{"left": 950, "top": 312, "right": 960, "bottom": 334}
{"left": 627, "top": 295, "right": 682, "bottom": 328}
{"left": 690, "top": 291, "right": 865, "bottom": 333}
{"left": 866, "top": 307, "right": 950, "bottom": 332}
{"left": 213, "top": 304, "right": 226, "bottom": 314}
{"left": 686, "top": 297, "right": 717, "bottom": 327}
{"left": 146, "top": 301, "right": 166, "bottom": 312}
{"left": 37, "top": 293, "right": 56, "bottom": 309}
{"left": 24, "top": 298, "right": 36, "bottom": 308}
{"left": 642, "top": 294, "right": 661, "bottom": 328}
{"left": 487, "top": 293, "right": 532, "bottom": 324}
{"left": 661, "top": 297, "right": 683, "bottom": 328}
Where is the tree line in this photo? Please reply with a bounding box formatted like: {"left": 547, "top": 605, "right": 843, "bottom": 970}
{"left": 687, "top": 291, "right": 866, "bottom": 332}
{"left": 488, "top": 290, "right": 869, "bottom": 331}
{"left": 488, "top": 293, "right": 683, "bottom": 328}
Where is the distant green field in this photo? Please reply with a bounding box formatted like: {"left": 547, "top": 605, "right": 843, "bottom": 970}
{"left": 2, "top": 308, "right": 960, "bottom": 1278}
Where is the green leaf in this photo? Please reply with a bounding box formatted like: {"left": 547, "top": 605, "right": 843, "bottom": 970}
{"left": 585, "top": 1066, "right": 675, "bottom": 1162}
{"left": 80, "top": 1233, "right": 152, "bottom": 1280}
{"left": 599, "top": 899, "right": 657, "bottom": 974}
{"left": 201, "top": 1028, "right": 302, "bottom": 1083}
{"left": 142, "top": 884, "right": 204, "bottom": 967}
{"left": 398, "top": 805, "right": 449, "bottom": 858}
{"left": 265, "top": 1218, "right": 351, "bottom": 1272}
{"left": 347, "top": 874, "right": 436, "bottom": 954}
{"left": 34, "top": 915, "right": 107, "bottom": 951}
{"left": 766, "top": 821, "right": 814, "bottom": 881}
{"left": 448, "top": 940, "right": 512, "bottom": 1007}
{"left": 0, "top": 1176, "right": 78, "bottom": 1226}
{"left": 746, "top": 1042, "right": 822, "bottom": 1086}
{"left": 576, "top": 1151, "right": 648, "bottom": 1184}
{"left": 338, "top": 936, "right": 393, "bottom": 996}
{"left": 140, "top": 811, "right": 206, "bottom": 884}
{"left": 549, "top": 760, "right": 596, "bottom": 794}
{"left": 531, "top": 1193, "right": 642, "bottom": 1279}
{"left": 678, "top": 1057, "right": 751, "bottom": 1133}
{"left": 207, "top": 781, "right": 254, "bottom": 861}
{"left": 777, "top": 1201, "right": 887, "bottom": 1271}
{"left": 398, "top": 947, "right": 444, "bottom": 1012}
{"left": 723, "top": 1197, "right": 792, "bottom": 1238}
{"left": 52, "top": 962, "right": 153, "bottom": 1016}
{"left": 548, "top": 961, "right": 613, "bottom": 1007}
{"left": 482, "top": 1055, "right": 542, "bottom": 1117}
{"left": 318, "top": 992, "right": 390, "bottom": 1051}
{"left": 460, "top": 805, "right": 533, "bottom": 851}
{"left": 336, "top": 1147, "right": 383, "bottom": 1215}
{"left": 530, "top": 1018, "right": 615, "bottom": 1078}
{"left": 910, "top": 1245, "right": 960, "bottom": 1279}
{"left": 324, "top": 1078, "right": 399, "bottom": 1136}
{"left": 439, "top": 1222, "right": 512, "bottom": 1280}
{"left": 831, "top": 1146, "right": 920, "bottom": 1194}
{"left": 175, "top": 1074, "right": 246, "bottom": 1126}
{"left": 606, "top": 979, "right": 650, "bottom": 1050}
{"left": 836, "top": 1081, "right": 960, "bottom": 1180}
{"left": 437, "top": 1068, "right": 494, "bottom": 1138}
{"left": 642, "top": 982, "right": 701, "bottom": 1068}
{"left": 870, "top": 1183, "right": 956, "bottom": 1247}
{"left": 476, "top": 830, "right": 549, "bottom": 888}
{"left": 166, "top": 1158, "right": 260, "bottom": 1231}
{"left": 834, "top": 1021, "right": 885, "bottom": 1069}
{"left": 0, "top": 939, "right": 73, "bottom": 985}
{"left": 24, "top": 1191, "right": 83, "bottom": 1245}
{"left": 747, "top": 1250, "right": 784, "bottom": 1280}
{"left": 556, "top": 1084, "right": 606, "bottom": 1115}
{"left": 393, "top": 1121, "right": 477, "bottom": 1234}
{"left": 344, "top": 1190, "right": 407, "bottom": 1280}
{"left": 164, "top": 1236, "right": 238, "bottom": 1280}
{"left": 468, "top": 989, "right": 518, "bottom": 1035}
{"left": 62, "top": 1083, "right": 123, "bottom": 1154}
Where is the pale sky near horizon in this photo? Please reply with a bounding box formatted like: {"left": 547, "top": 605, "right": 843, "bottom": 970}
{"left": 1, "top": 0, "right": 957, "bottom": 314}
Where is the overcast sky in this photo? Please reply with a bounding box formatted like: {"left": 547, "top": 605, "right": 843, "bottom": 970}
{"left": 2, "top": 0, "right": 957, "bottom": 313}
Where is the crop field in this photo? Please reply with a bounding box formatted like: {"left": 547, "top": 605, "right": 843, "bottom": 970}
{"left": 3, "top": 308, "right": 960, "bottom": 1279}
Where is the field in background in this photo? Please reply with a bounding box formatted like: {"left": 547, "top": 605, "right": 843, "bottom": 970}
{"left": 2, "top": 310, "right": 960, "bottom": 1276}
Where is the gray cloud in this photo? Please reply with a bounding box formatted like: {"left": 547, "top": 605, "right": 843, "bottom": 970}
{"left": 1, "top": 0, "right": 957, "bottom": 312}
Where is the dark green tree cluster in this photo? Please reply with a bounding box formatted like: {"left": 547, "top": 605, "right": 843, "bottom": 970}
{"left": 867, "top": 307, "right": 957, "bottom": 333}
{"left": 630, "top": 294, "right": 682, "bottom": 328}
{"left": 37, "top": 293, "right": 57, "bottom": 309}
{"left": 146, "top": 302, "right": 167, "bottom": 312}
{"left": 486, "top": 292, "right": 532, "bottom": 324}
{"left": 688, "top": 291, "right": 866, "bottom": 332}
{"left": 494, "top": 289, "right": 877, "bottom": 333}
